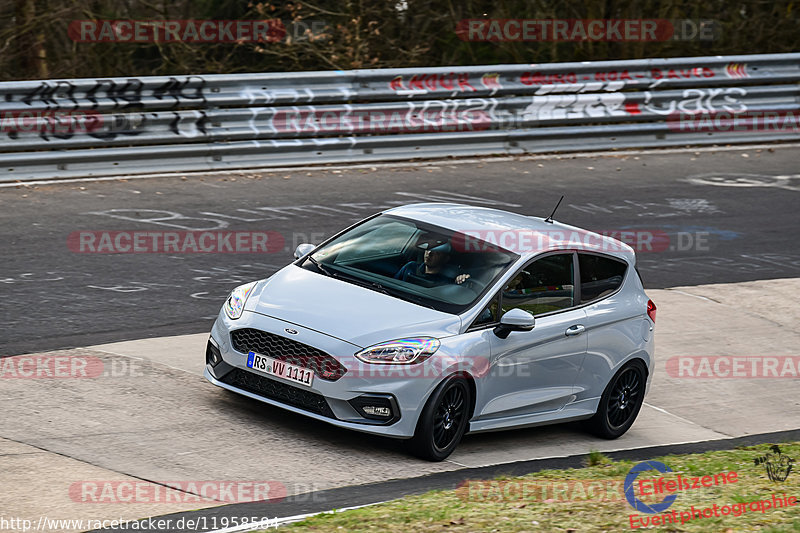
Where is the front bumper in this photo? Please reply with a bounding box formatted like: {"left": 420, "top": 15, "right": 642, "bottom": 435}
{"left": 204, "top": 310, "right": 446, "bottom": 438}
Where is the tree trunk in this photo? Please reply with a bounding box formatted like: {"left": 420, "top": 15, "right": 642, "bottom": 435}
{"left": 15, "top": 0, "right": 48, "bottom": 79}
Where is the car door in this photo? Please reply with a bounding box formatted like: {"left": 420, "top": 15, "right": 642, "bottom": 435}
{"left": 475, "top": 252, "right": 588, "bottom": 419}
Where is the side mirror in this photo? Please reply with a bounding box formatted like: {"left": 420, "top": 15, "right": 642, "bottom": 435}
{"left": 493, "top": 308, "right": 535, "bottom": 339}
{"left": 294, "top": 243, "right": 315, "bottom": 259}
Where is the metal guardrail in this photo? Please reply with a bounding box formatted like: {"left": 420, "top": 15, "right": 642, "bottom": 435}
{"left": 1, "top": 53, "right": 798, "bottom": 181}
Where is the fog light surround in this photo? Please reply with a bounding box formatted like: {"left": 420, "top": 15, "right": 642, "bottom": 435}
{"left": 206, "top": 338, "right": 222, "bottom": 367}
{"left": 348, "top": 394, "right": 400, "bottom": 424}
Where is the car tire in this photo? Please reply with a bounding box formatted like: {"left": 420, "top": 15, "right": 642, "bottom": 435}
{"left": 408, "top": 374, "right": 471, "bottom": 461}
{"left": 587, "top": 360, "right": 646, "bottom": 439}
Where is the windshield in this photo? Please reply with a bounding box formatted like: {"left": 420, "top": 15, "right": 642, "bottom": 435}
{"left": 301, "top": 214, "right": 519, "bottom": 314}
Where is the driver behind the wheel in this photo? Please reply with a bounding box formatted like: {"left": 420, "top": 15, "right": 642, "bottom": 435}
{"left": 395, "top": 240, "right": 471, "bottom": 285}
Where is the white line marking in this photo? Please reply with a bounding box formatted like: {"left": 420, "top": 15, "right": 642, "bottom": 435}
{"left": 663, "top": 289, "right": 717, "bottom": 302}
{"left": 403, "top": 432, "right": 735, "bottom": 470}
{"left": 643, "top": 402, "right": 703, "bottom": 427}
{"left": 87, "top": 348, "right": 199, "bottom": 375}
{"left": 2, "top": 142, "right": 798, "bottom": 188}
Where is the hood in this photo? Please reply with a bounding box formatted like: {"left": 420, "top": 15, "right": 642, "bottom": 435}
{"left": 246, "top": 265, "right": 462, "bottom": 348}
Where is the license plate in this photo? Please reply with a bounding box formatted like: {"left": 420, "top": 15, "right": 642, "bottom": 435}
{"left": 246, "top": 351, "right": 314, "bottom": 387}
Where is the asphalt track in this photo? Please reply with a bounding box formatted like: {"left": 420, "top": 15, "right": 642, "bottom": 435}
{"left": 1, "top": 144, "right": 799, "bottom": 356}
{"left": 3, "top": 278, "right": 800, "bottom": 532}
{"left": 2, "top": 144, "right": 800, "bottom": 532}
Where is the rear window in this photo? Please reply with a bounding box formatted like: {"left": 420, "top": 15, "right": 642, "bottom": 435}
{"left": 579, "top": 254, "right": 627, "bottom": 304}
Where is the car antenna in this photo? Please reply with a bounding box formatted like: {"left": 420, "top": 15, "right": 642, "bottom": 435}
{"left": 544, "top": 195, "right": 564, "bottom": 224}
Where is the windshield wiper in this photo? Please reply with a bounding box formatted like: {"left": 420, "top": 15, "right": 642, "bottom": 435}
{"left": 394, "top": 291, "right": 437, "bottom": 310}
{"left": 368, "top": 280, "right": 391, "bottom": 295}
{"left": 374, "top": 283, "right": 436, "bottom": 309}
{"left": 329, "top": 270, "right": 386, "bottom": 294}
{"left": 312, "top": 266, "right": 437, "bottom": 310}
{"left": 306, "top": 255, "right": 334, "bottom": 277}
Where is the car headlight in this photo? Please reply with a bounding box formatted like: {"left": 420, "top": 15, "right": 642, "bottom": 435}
{"left": 354, "top": 337, "right": 440, "bottom": 364}
{"left": 223, "top": 281, "right": 257, "bottom": 320}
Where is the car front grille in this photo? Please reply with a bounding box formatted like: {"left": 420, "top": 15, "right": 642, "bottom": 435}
{"left": 220, "top": 368, "right": 335, "bottom": 419}
{"left": 230, "top": 328, "right": 347, "bottom": 381}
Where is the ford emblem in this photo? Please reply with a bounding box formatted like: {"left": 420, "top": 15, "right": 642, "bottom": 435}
{"left": 284, "top": 328, "right": 299, "bottom": 335}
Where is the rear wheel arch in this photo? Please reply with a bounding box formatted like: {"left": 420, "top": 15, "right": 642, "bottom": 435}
{"left": 587, "top": 358, "right": 647, "bottom": 439}
{"left": 627, "top": 356, "right": 649, "bottom": 377}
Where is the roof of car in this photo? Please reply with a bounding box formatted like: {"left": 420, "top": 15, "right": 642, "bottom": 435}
{"left": 384, "top": 203, "right": 635, "bottom": 262}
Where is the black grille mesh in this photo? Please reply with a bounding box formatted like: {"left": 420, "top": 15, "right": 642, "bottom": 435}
{"left": 220, "top": 368, "right": 335, "bottom": 418}
{"left": 230, "top": 328, "right": 347, "bottom": 381}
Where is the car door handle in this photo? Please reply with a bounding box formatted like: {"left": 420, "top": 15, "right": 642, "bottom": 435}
{"left": 565, "top": 324, "right": 585, "bottom": 336}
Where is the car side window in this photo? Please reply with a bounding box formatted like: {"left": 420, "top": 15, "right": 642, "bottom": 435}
{"left": 471, "top": 293, "right": 500, "bottom": 328}
{"left": 579, "top": 253, "right": 627, "bottom": 303}
{"left": 501, "top": 254, "right": 575, "bottom": 317}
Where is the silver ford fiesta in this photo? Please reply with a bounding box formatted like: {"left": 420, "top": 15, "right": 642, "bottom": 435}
{"left": 204, "top": 203, "right": 656, "bottom": 461}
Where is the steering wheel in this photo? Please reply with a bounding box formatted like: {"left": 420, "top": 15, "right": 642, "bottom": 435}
{"left": 529, "top": 271, "right": 545, "bottom": 286}
{"left": 458, "top": 276, "right": 480, "bottom": 292}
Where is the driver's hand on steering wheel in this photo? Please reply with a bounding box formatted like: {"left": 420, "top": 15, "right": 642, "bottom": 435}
{"left": 455, "top": 273, "right": 471, "bottom": 285}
